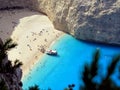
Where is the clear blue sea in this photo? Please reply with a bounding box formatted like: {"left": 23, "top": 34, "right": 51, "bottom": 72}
{"left": 22, "top": 34, "right": 120, "bottom": 90}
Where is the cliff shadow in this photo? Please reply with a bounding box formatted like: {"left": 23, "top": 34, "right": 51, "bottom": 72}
{"left": 0, "top": 8, "right": 43, "bottom": 42}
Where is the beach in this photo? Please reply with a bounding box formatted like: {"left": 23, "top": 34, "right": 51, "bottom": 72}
{"left": 0, "top": 8, "right": 120, "bottom": 90}
{"left": 0, "top": 8, "right": 64, "bottom": 78}
{"left": 22, "top": 34, "right": 120, "bottom": 90}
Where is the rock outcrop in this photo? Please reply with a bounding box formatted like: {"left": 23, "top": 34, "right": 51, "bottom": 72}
{"left": 0, "top": 0, "right": 120, "bottom": 45}
{"left": 33, "top": 0, "right": 120, "bottom": 45}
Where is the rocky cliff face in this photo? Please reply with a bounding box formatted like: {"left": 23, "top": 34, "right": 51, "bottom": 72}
{"left": 33, "top": 0, "right": 120, "bottom": 45}
{"left": 0, "top": 0, "right": 120, "bottom": 45}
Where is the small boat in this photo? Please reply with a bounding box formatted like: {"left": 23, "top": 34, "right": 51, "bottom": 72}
{"left": 46, "top": 50, "right": 57, "bottom": 55}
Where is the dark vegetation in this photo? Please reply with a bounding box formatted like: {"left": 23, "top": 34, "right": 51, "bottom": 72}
{"left": 0, "top": 38, "right": 22, "bottom": 73}
{"left": 28, "top": 85, "right": 40, "bottom": 90}
{"left": 64, "top": 84, "right": 75, "bottom": 90}
{"left": 0, "top": 79, "right": 8, "bottom": 90}
{"left": 0, "top": 38, "right": 17, "bottom": 60}
{"left": 0, "top": 38, "right": 23, "bottom": 90}
{"left": 28, "top": 84, "right": 52, "bottom": 90}
{"left": 81, "top": 50, "right": 120, "bottom": 90}
{"left": 0, "top": 38, "right": 120, "bottom": 90}
{"left": 27, "top": 50, "right": 120, "bottom": 90}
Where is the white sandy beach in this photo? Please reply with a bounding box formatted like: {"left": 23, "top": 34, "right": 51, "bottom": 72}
{"left": 0, "top": 9, "right": 64, "bottom": 78}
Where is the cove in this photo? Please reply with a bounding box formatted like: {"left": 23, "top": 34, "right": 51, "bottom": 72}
{"left": 22, "top": 34, "right": 120, "bottom": 90}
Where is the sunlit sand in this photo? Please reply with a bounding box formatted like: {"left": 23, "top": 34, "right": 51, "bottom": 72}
{"left": 0, "top": 8, "right": 64, "bottom": 78}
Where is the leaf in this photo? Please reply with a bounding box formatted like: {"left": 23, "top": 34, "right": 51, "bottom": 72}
{"left": 90, "top": 49, "right": 100, "bottom": 77}
{"left": 3, "top": 38, "right": 13, "bottom": 48}
{"left": 107, "top": 55, "right": 120, "bottom": 77}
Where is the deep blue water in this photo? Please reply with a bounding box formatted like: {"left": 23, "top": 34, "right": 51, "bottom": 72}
{"left": 22, "top": 34, "right": 120, "bottom": 90}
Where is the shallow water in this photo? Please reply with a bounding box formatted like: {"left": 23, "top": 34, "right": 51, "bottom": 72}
{"left": 22, "top": 34, "right": 120, "bottom": 90}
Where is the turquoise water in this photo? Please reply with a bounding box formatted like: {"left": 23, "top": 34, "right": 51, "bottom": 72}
{"left": 22, "top": 34, "right": 120, "bottom": 90}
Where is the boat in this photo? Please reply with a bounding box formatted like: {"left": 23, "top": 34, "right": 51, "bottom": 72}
{"left": 46, "top": 50, "right": 57, "bottom": 55}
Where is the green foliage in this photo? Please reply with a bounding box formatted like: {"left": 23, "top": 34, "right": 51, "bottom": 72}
{"left": 5, "top": 60, "right": 12, "bottom": 72}
{"left": 3, "top": 38, "right": 17, "bottom": 51}
{"left": 0, "top": 38, "right": 23, "bottom": 90}
{"left": 28, "top": 85, "right": 52, "bottom": 90}
{"left": 0, "top": 38, "right": 17, "bottom": 59}
{"left": 0, "top": 38, "right": 22, "bottom": 73}
{"left": 91, "top": 49, "right": 100, "bottom": 77}
{"left": 82, "top": 50, "right": 100, "bottom": 90}
{"left": 99, "top": 55, "right": 120, "bottom": 90}
{"left": 81, "top": 49, "right": 120, "bottom": 90}
{"left": 0, "top": 79, "right": 8, "bottom": 90}
{"left": 29, "top": 85, "right": 40, "bottom": 90}
{"left": 107, "top": 56, "right": 120, "bottom": 77}
{"left": 64, "top": 84, "right": 75, "bottom": 90}
{"left": 13, "top": 59, "right": 23, "bottom": 68}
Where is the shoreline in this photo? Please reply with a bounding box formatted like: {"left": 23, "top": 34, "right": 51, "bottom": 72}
{"left": 0, "top": 8, "right": 64, "bottom": 79}
{"left": 21, "top": 33, "right": 65, "bottom": 79}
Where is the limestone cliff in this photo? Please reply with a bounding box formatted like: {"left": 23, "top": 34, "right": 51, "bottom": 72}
{"left": 33, "top": 0, "right": 120, "bottom": 45}
{"left": 0, "top": 0, "right": 120, "bottom": 45}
